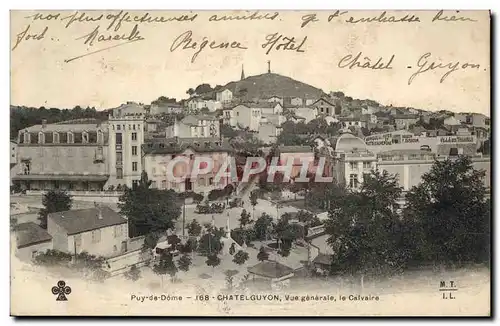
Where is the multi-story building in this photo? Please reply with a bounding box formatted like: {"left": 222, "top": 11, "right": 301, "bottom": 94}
{"left": 107, "top": 112, "right": 145, "bottom": 188}
{"left": 455, "top": 113, "right": 491, "bottom": 130}
{"left": 142, "top": 137, "right": 233, "bottom": 195}
{"left": 47, "top": 205, "right": 129, "bottom": 257}
{"left": 166, "top": 115, "right": 221, "bottom": 138}
{"left": 187, "top": 97, "right": 222, "bottom": 112}
{"left": 377, "top": 149, "right": 491, "bottom": 191}
{"left": 329, "top": 132, "right": 377, "bottom": 189}
{"left": 10, "top": 140, "right": 17, "bottom": 167}
{"left": 13, "top": 119, "right": 109, "bottom": 191}
{"left": 311, "top": 98, "right": 338, "bottom": 116}
{"left": 216, "top": 89, "right": 233, "bottom": 103}
{"left": 338, "top": 117, "right": 367, "bottom": 129}
{"left": 393, "top": 114, "right": 419, "bottom": 130}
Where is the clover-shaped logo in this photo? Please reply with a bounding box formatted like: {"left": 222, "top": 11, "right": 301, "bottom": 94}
{"left": 52, "top": 280, "right": 71, "bottom": 301}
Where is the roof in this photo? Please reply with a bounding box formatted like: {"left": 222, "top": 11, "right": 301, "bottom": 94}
{"left": 21, "top": 122, "right": 107, "bottom": 133}
{"left": 16, "top": 222, "right": 52, "bottom": 249}
{"left": 12, "top": 174, "right": 109, "bottom": 182}
{"left": 180, "top": 115, "right": 219, "bottom": 126}
{"left": 335, "top": 132, "right": 367, "bottom": 152}
{"left": 48, "top": 206, "right": 127, "bottom": 235}
{"left": 378, "top": 149, "right": 436, "bottom": 156}
{"left": 247, "top": 261, "right": 294, "bottom": 279}
{"left": 311, "top": 97, "right": 335, "bottom": 107}
{"left": 143, "top": 137, "right": 232, "bottom": 155}
{"left": 279, "top": 145, "right": 314, "bottom": 153}
{"left": 312, "top": 253, "right": 333, "bottom": 266}
{"left": 213, "top": 72, "right": 325, "bottom": 101}
{"left": 394, "top": 114, "right": 419, "bottom": 120}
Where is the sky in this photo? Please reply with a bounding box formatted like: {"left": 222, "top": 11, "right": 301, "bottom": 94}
{"left": 10, "top": 10, "right": 490, "bottom": 115}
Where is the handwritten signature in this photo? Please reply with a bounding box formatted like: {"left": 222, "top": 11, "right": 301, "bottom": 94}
{"left": 338, "top": 52, "right": 395, "bottom": 70}
{"left": 170, "top": 30, "right": 248, "bottom": 63}
{"left": 408, "top": 52, "right": 481, "bottom": 85}
{"left": 12, "top": 24, "right": 48, "bottom": 51}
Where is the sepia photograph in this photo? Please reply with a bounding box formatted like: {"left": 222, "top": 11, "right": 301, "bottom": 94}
{"left": 9, "top": 8, "right": 491, "bottom": 316}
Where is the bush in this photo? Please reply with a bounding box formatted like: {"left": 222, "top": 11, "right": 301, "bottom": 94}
{"left": 34, "top": 249, "right": 72, "bottom": 266}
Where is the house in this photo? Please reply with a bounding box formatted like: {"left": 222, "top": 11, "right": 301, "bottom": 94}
{"left": 338, "top": 117, "right": 367, "bottom": 129}
{"left": 258, "top": 121, "right": 282, "bottom": 144}
{"left": 187, "top": 97, "right": 222, "bottom": 112}
{"left": 247, "top": 261, "right": 295, "bottom": 283}
{"left": 232, "top": 104, "right": 261, "bottom": 131}
{"left": 312, "top": 253, "right": 333, "bottom": 275}
{"left": 10, "top": 140, "right": 17, "bottom": 167}
{"left": 111, "top": 102, "right": 145, "bottom": 117}
{"left": 149, "top": 103, "right": 183, "bottom": 115}
{"left": 266, "top": 96, "right": 284, "bottom": 105}
{"left": 167, "top": 115, "right": 221, "bottom": 138}
{"left": 289, "top": 107, "right": 318, "bottom": 123}
{"left": 216, "top": 89, "right": 233, "bottom": 103}
{"left": 15, "top": 222, "right": 53, "bottom": 261}
{"left": 47, "top": 205, "right": 129, "bottom": 257}
{"left": 443, "top": 116, "right": 462, "bottom": 127}
{"left": 393, "top": 114, "right": 419, "bottom": 130}
{"left": 290, "top": 97, "right": 304, "bottom": 106}
{"left": 311, "top": 98, "right": 338, "bottom": 116}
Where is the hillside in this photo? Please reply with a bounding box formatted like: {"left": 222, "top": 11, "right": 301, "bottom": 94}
{"left": 217, "top": 72, "right": 326, "bottom": 101}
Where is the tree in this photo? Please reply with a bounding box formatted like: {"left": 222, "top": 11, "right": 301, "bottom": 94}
{"left": 180, "top": 238, "right": 198, "bottom": 254}
{"left": 224, "top": 269, "right": 239, "bottom": 290}
{"left": 195, "top": 83, "right": 213, "bottom": 94}
{"left": 153, "top": 253, "right": 178, "bottom": 285}
{"left": 205, "top": 253, "right": 221, "bottom": 271}
{"left": 119, "top": 171, "right": 181, "bottom": 237}
{"left": 239, "top": 209, "right": 251, "bottom": 228}
{"left": 142, "top": 233, "right": 160, "bottom": 251}
{"left": 38, "top": 190, "right": 72, "bottom": 229}
{"left": 124, "top": 265, "right": 141, "bottom": 281}
{"left": 233, "top": 250, "right": 249, "bottom": 265}
{"left": 187, "top": 219, "right": 202, "bottom": 237}
{"left": 177, "top": 254, "right": 192, "bottom": 272}
{"left": 186, "top": 88, "right": 195, "bottom": 96}
{"left": 325, "top": 170, "right": 405, "bottom": 288}
{"left": 404, "top": 156, "right": 490, "bottom": 266}
{"left": 257, "top": 246, "right": 269, "bottom": 262}
{"left": 250, "top": 190, "right": 259, "bottom": 219}
{"left": 229, "top": 243, "right": 236, "bottom": 255}
{"left": 197, "top": 232, "right": 223, "bottom": 256}
{"left": 254, "top": 213, "right": 273, "bottom": 241}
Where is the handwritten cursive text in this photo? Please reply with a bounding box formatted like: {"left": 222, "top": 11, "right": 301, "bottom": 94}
{"left": 408, "top": 52, "right": 481, "bottom": 85}
{"left": 261, "top": 33, "right": 307, "bottom": 55}
{"left": 338, "top": 52, "right": 395, "bottom": 70}
{"left": 170, "top": 30, "right": 248, "bottom": 63}
{"left": 12, "top": 24, "right": 48, "bottom": 51}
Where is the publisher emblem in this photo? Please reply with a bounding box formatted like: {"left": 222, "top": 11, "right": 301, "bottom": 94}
{"left": 52, "top": 280, "right": 71, "bottom": 301}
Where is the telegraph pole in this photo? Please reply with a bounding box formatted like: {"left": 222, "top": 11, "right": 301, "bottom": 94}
{"left": 182, "top": 199, "right": 186, "bottom": 237}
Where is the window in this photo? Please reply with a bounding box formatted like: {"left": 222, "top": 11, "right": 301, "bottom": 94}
{"left": 209, "top": 177, "right": 213, "bottom": 185}
{"left": 82, "top": 132, "right": 89, "bottom": 143}
{"left": 91, "top": 229, "right": 101, "bottom": 243}
{"left": 161, "top": 180, "right": 167, "bottom": 189}
{"left": 152, "top": 167, "right": 156, "bottom": 175}
{"left": 151, "top": 181, "right": 157, "bottom": 189}
{"left": 53, "top": 132, "right": 59, "bottom": 143}
{"left": 132, "top": 162, "right": 138, "bottom": 171}
{"left": 363, "top": 162, "right": 371, "bottom": 169}
{"left": 133, "top": 124, "right": 136, "bottom": 130}
{"left": 116, "top": 168, "right": 123, "bottom": 179}
{"left": 349, "top": 174, "right": 359, "bottom": 188}
{"left": 116, "top": 133, "right": 122, "bottom": 144}
{"left": 132, "top": 146, "right": 138, "bottom": 156}
{"left": 200, "top": 128, "right": 205, "bottom": 136}
{"left": 117, "top": 124, "right": 121, "bottom": 131}
{"left": 349, "top": 162, "right": 357, "bottom": 170}
{"left": 132, "top": 132, "right": 137, "bottom": 141}
{"left": 116, "top": 152, "right": 123, "bottom": 165}
{"left": 67, "top": 132, "right": 74, "bottom": 143}
{"left": 113, "top": 225, "right": 122, "bottom": 238}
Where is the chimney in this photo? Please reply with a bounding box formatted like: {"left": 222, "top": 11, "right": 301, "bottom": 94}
{"left": 42, "top": 119, "right": 47, "bottom": 129}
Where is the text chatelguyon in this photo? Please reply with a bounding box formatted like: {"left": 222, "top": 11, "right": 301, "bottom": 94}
{"left": 160, "top": 156, "right": 333, "bottom": 184}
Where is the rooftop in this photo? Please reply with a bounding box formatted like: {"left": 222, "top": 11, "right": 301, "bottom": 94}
{"left": 16, "top": 222, "right": 52, "bottom": 249}
{"left": 143, "top": 137, "right": 232, "bottom": 155}
{"left": 48, "top": 205, "right": 127, "bottom": 235}
{"left": 247, "top": 261, "right": 295, "bottom": 279}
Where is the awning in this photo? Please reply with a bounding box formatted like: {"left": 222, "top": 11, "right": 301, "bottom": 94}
{"left": 12, "top": 174, "right": 109, "bottom": 182}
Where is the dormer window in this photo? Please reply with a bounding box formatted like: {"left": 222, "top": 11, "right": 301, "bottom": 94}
{"left": 67, "top": 132, "right": 74, "bottom": 143}
{"left": 53, "top": 132, "right": 59, "bottom": 143}
{"left": 215, "top": 141, "right": 221, "bottom": 147}
{"left": 97, "top": 130, "right": 103, "bottom": 144}
{"left": 194, "top": 142, "right": 200, "bottom": 147}
{"left": 159, "top": 143, "right": 165, "bottom": 148}
{"left": 204, "top": 142, "right": 210, "bottom": 148}
{"left": 82, "top": 131, "right": 89, "bottom": 143}
{"left": 38, "top": 132, "right": 45, "bottom": 144}
{"left": 170, "top": 142, "right": 175, "bottom": 147}
{"left": 23, "top": 131, "right": 30, "bottom": 144}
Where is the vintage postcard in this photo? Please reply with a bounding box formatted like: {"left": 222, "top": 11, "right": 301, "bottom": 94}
{"left": 10, "top": 10, "right": 491, "bottom": 316}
